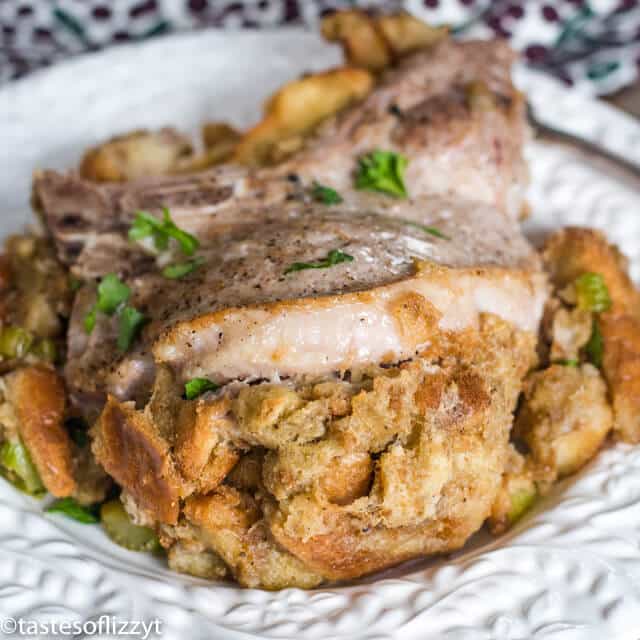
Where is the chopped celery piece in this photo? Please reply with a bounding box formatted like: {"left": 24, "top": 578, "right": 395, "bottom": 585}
{"left": 575, "top": 272, "right": 611, "bottom": 313}
{"left": 100, "top": 500, "right": 161, "bottom": 552}
{"left": 0, "top": 326, "right": 33, "bottom": 359}
{"left": 509, "top": 487, "right": 537, "bottom": 524}
{"left": 31, "top": 338, "right": 57, "bottom": 363}
{"left": 0, "top": 438, "right": 44, "bottom": 495}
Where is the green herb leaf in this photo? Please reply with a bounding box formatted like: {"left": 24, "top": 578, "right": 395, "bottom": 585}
{"left": 46, "top": 497, "right": 99, "bottom": 524}
{"left": 184, "top": 378, "right": 220, "bottom": 400}
{"left": 128, "top": 210, "right": 168, "bottom": 250}
{"left": 575, "top": 272, "right": 612, "bottom": 313}
{"left": 84, "top": 274, "right": 131, "bottom": 335}
{"left": 117, "top": 306, "right": 147, "bottom": 353}
{"left": 403, "top": 220, "right": 450, "bottom": 240}
{"left": 285, "top": 249, "right": 354, "bottom": 275}
{"left": 585, "top": 318, "right": 604, "bottom": 368}
{"left": 161, "top": 208, "right": 199, "bottom": 255}
{"left": 355, "top": 150, "right": 408, "bottom": 198}
{"left": 0, "top": 438, "right": 44, "bottom": 495}
{"left": 84, "top": 306, "right": 97, "bottom": 334}
{"left": 162, "top": 256, "right": 205, "bottom": 280}
{"left": 311, "top": 182, "right": 343, "bottom": 205}
{"left": 554, "top": 359, "right": 580, "bottom": 368}
{"left": 129, "top": 209, "right": 199, "bottom": 256}
{"left": 96, "top": 273, "right": 131, "bottom": 314}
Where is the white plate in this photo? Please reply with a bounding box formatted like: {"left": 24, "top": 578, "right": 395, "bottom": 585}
{"left": 2, "top": 30, "right": 640, "bottom": 640}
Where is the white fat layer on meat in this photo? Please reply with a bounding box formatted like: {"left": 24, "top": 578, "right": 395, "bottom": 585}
{"left": 154, "top": 269, "right": 547, "bottom": 382}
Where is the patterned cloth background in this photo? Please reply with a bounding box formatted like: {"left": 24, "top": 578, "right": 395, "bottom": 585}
{"left": 0, "top": 0, "right": 639, "bottom": 94}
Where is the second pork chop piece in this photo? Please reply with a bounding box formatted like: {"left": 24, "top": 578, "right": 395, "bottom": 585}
{"left": 33, "top": 39, "right": 527, "bottom": 268}
{"left": 281, "top": 38, "right": 528, "bottom": 219}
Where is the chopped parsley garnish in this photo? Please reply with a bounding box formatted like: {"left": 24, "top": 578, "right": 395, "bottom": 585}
{"left": 285, "top": 249, "right": 354, "bottom": 275}
{"left": 83, "top": 275, "right": 145, "bottom": 352}
{"left": 84, "top": 273, "right": 131, "bottom": 335}
{"left": 84, "top": 306, "right": 98, "bottom": 333}
{"left": 184, "top": 378, "right": 220, "bottom": 400}
{"left": 585, "top": 318, "right": 604, "bottom": 368}
{"left": 162, "top": 256, "right": 205, "bottom": 280}
{"left": 84, "top": 307, "right": 97, "bottom": 334}
{"left": 355, "top": 150, "right": 408, "bottom": 198}
{"left": 575, "top": 273, "right": 611, "bottom": 313}
{"left": 96, "top": 273, "right": 131, "bottom": 314}
{"left": 45, "top": 497, "right": 100, "bottom": 524}
{"left": 403, "top": 220, "right": 450, "bottom": 240}
{"left": 311, "top": 182, "right": 343, "bottom": 205}
{"left": 117, "top": 306, "right": 147, "bottom": 353}
{"left": 129, "top": 208, "right": 199, "bottom": 256}
{"left": 130, "top": 208, "right": 204, "bottom": 281}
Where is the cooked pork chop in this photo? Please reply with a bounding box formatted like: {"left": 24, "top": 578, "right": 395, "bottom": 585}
{"left": 34, "top": 39, "right": 527, "bottom": 268}
{"left": 64, "top": 196, "right": 546, "bottom": 404}
{"left": 282, "top": 38, "right": 528, "bottom": 218}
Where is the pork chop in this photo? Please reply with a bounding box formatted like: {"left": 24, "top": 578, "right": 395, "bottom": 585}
{"left": 64, "top": 196, "right": 546, "bottom": 406}
{"left": 33, "top": 39, "right": 527, "bottom": 269}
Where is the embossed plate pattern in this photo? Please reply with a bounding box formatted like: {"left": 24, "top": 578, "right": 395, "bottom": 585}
{"left": 1, "top": 30, "right": 640, "bottom": 640}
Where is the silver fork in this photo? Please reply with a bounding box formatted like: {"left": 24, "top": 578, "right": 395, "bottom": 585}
{"left": 526, "top": 101, "right": 640, "bottom": 182}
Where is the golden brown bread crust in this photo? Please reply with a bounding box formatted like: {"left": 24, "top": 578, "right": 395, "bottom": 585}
{"left": 92, "top": 396, "right": 182, "bottom": 523}
{"left": 267, "top": 497, "right": 477, "bottom": 581}
{"left": 515, "top": 364, "right": 613, "bottom": 484}
{"left": 263, "top": 361, "right": 508, "bottom": 579}
{"left": 542, "top": 227, "right": 640, "bottom": 443}
{"left": 5, "top": 366, "right": 76, "bottom": 497}
{"left": 489, "top": 227, "right": 640, "bottom": 533}
{"left": 542, "top": 227, "right": 640, "bottom": 319}
{"left": 484, "top": 228, "right": 640, "bottom": 538}
{"left": 173, "top": 398, "right": 240, "bottom": 493}
{"left": 487, "top": 444, "right": 535, "bottom": 535}
{"left": 79, "top": 129, "right": 193, "bottom": 182}
{"left": 182, "top": 487, "right": 323, "bottom": 589}
{"left": 600, "top": 314, "right": 640, "bottom": 443}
